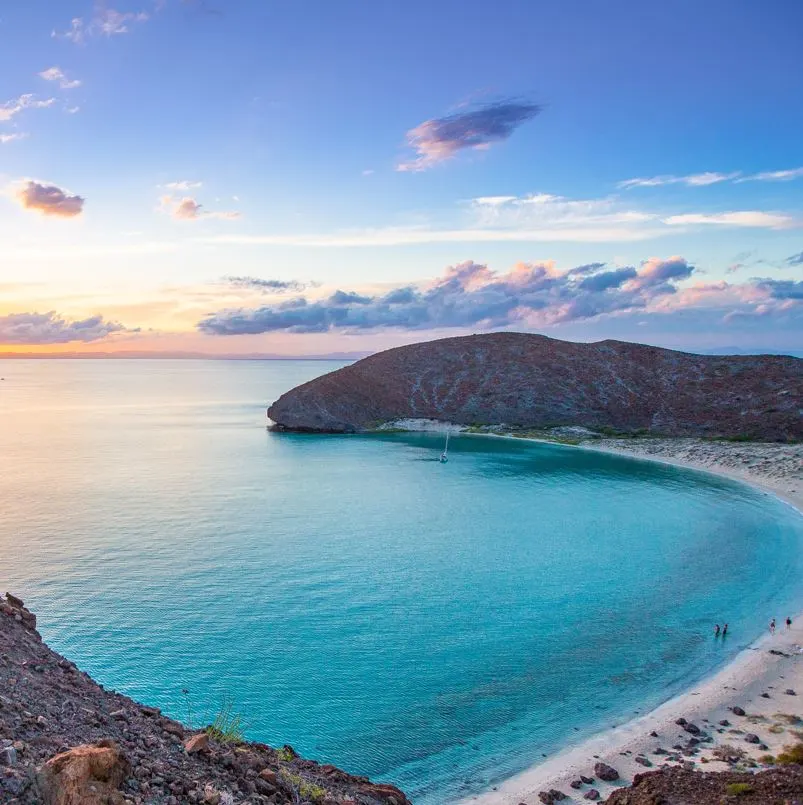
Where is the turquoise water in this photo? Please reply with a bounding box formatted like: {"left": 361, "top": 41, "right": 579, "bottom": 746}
{"left": 2, "top": 359, "right": 802, "bottom": 803}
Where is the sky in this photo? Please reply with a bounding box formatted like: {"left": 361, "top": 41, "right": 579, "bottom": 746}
{"left": 1, "top": 0, "right": 802, "bottom": 356}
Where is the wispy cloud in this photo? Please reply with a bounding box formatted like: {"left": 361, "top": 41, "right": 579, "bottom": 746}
{"left": 397, "top": 99, "right": 542, "bottom": 171}
{"left": 619, "top": 172, "right": 740, "bottom": 189}
{"left": 0, "top": 94, "right": 56, "bottom": 122}
{"left": 0, "top": 133, "right": 28, "bottom": 144}
{"left": 664, "top": 211, "right": 795, "bottom": 229}
{"left": 787, "top": 252, "right": 803, "bottom": 267}
{"left": 736, "top": 167, "right": 803, "bottom": 183}
{"left": 53, "top": 5, "right": 150, "bottom": 44}
{"left": 159, "top": 195, "right": 240, "bottom": 221}
{"left": 621, "top": 167, "right": 803, "bottom": 188}
{"left": 0, "top": 311, "right": 130, "bottom": 344}
{"left": 193, "top": 188, "right": 798, "bottom": 248}
{"left": 39, "top": 67, "right": 82, "bottom": 90}
{"left": 164, "top": 180, "right": 203, "bottom": 190}
{"left": 12, "top": 180, "right": 85, "bottom": 218}
{"left": 224, "top": 276, "right": 313, "bottom": 293}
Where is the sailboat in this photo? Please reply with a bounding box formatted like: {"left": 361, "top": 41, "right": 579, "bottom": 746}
{"left": 439, "top": 430, "right": 449, "bottom": 463}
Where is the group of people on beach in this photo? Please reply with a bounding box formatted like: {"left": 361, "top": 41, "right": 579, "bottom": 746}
{"left": 713, "top": 616, "right": 792, "bottom": 638}
{"left": 769, "top": 616, "right": 793, "bottom": 635}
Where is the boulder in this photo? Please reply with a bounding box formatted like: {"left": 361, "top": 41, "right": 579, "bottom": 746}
{"left": 786, "top": 689, "right": 797, "bottom": 696}
{"left": 5, "top": 592, "right": 24, "bottom": 609}
{"left": 538, "top": 790, "right": 566, "bottom": 804}
{"left": 584, "top": 789, "right": 600, "bottom": 800}
{"left": 594, "top": 762, "right": 619, "bottom": 781}
{"left": 731, "top": 706, "right": 746, "bottom": 716}
{"left": 37, "top": 741, "right": 129, "bottom": 805}
{"left": 183, "top": 733, "right": 209, "bottom": 754}
{"left": 634, "top": 756, "right": 652, "bottom": 767}
{"left": 683, "top": 722, "right": 701, "bottom": 735}
{"left": 745, "top": 734, "right": 760, "bottom": 744}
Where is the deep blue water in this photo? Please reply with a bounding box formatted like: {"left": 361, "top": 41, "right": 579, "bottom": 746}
{"left": 2, "top": 359, "right": 802, "bottom": 803}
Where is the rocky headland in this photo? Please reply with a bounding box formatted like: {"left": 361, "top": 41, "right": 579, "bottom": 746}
{"left": 0, "top": 594, "right": 410, "bottom": 805}
{"left": 267, "top": 334, "right": 802, "bottom": 441}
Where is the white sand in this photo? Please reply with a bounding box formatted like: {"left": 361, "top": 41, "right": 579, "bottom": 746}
{"left": 461, "top": 438, "right": 803, "bottom": 804}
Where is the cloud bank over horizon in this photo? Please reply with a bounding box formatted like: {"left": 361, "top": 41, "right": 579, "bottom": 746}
{"left": 0, "top": 311, "right": 131, "bottom": 344}
{"left": 196, "top": 257, "right": 802, "bottom": 339}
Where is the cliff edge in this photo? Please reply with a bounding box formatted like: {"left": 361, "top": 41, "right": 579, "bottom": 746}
{"left": 267, "top": 334, "right": 802, "bottom": 440}
{"left": 0, "top": 593, "right": 409, "bottom": 805}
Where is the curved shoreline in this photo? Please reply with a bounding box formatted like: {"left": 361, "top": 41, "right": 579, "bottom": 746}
{"left": 453, "top": 434, "right": 803, "bottom": 804}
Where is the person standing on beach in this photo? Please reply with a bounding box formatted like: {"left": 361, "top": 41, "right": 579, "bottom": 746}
{"left": 770, "top": 618, "right": 776, "bottom": 635}
{"left": 787, "top": 616, "right": 793, "bottom": 630}
{"left": 714, "top": 624, "right": 721, "bottom": 637}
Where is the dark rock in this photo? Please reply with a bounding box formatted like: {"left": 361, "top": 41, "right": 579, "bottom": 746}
{"left": 786, "top": 689, "right": 797, "bottom": 696}
{"left": 570, "top": 779, "right": 583, "bottom": 789}
{"left": 584, "top": 790, "right": 600, "bottom": 801}
{"left": 676, "top": 718, "right": 688, "bottom": 726}
{"left": 745, "top": 733, "right": 760, "bottom": 744}
{"left": 719, "top": 719, "right": 730, "bottom": 726}
{"left": 594, "top": 761, "right": 619, "bottom": 781}
{"left": 634, "top": 756, "right": 652, "bottom": 767}
{"left": 731, "top": 706, "right": 746, "bottom": 716}
{"left": 683, "top": 722, "right": 701, "bottom": 735}
{"left": 580, "top": 775, "right": 594, "bottom": 784}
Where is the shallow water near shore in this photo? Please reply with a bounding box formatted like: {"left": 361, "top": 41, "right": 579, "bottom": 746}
{"left": 2, "top": 359, "right": 803, "bottom": 803}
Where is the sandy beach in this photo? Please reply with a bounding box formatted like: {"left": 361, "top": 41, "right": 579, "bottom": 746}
{"left": 462, "top": 436, "right": 803, "bottom": 805}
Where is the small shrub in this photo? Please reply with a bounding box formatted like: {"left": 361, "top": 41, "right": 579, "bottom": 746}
{"left": 776, "top": 742, "right": 803, "bottom": 765}
{"left": 206, "top": 695, "right": 244, "bottom": 744}
{"left": 725, "top": 782, "right": 754, "bottom": 796}
{"left": 774, "top": 713, "right": 802, "bottom": 725}
{"left": 279, "top": 769, "right": 327, "bottom": 803}
{"left": 759, "top": 754, "right": 775, "bottom": 764}
{"left": 277, "top": 745, "right": 297, "bottom": 763}
{"left": 769, "top": 724, "right": 785, "bottom": 734}
{"left": 713, "top": 744, "right": 746, "bottom": 762}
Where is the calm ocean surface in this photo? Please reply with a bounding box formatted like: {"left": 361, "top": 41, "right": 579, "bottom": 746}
{"left": 2, "top": 359, "right": 802, "bottom": 802}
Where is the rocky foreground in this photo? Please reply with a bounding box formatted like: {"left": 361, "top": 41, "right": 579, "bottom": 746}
{"left": 0, "top": 594, "right": 410, "bottom": 805}
{"left": 267, "top": 334, "right": 802, "bottom": 441}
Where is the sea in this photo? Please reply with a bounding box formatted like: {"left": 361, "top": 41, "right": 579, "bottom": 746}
{"left": 2, "top": 358, "right": 802, "bottom": 802}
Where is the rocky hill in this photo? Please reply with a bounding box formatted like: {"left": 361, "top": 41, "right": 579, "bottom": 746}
{"left": 0, "top": 593, "right": 409, "bottom": 805}
{"left": 267, "top": 334, "right": 802, "bottom": 440}
{"left": 604, "top": 766, "right": 803, "bottom": 804}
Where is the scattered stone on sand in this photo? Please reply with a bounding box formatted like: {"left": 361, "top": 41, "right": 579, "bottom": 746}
{"left": 731, "top": 706, "right": 747, "bottom": 716}
{"left": 593, "top": 762, "right": 619, "bottom": 782}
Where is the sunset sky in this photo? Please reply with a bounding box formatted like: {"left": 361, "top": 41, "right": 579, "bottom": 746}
{"left": 1, "top": 0, "right": 802, "bottom": 356}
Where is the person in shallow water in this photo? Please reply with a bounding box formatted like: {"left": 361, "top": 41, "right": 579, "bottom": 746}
{"left": 714, "top": 624, "right": 721, "bottom": 637}
{"left": 770, "top": 618, "right": 777, "bottom": 634}
{"left": 787, "top": 616, "right": 793, "bottom": 630}
{"left": 722, "top": 623, "right": 728, "bottom": 636}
